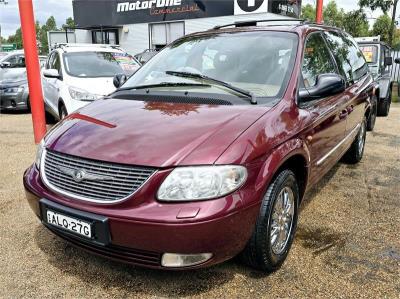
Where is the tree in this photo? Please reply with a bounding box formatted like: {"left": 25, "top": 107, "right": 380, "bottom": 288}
{"left": 45, "top": 16, "right": 57, "bottom": 31}
{"left": 372, "top": 14, "right": 392, "bottom": 42}
{"left": 359, "top": 0, "right": 399, "bottom": 45}
{"left": 323, "top": 0, "right": 345, "bottom": 28}
{"left": 62, "top": 17, "right": 75, "bottom": 30}
{"left": 301, "top": 3, "right": 316, "bottom": 21}
{"left": 343, "top": 10, "right": 370, "bottom": 37}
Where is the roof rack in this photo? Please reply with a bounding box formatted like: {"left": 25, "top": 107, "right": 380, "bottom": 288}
{"left": 213, "top": 19, "right": 306, "bottom": 30}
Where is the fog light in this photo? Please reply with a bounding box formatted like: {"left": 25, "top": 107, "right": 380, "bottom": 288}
{"left": 161, "top": 253, "right": 212, "bottom": 267}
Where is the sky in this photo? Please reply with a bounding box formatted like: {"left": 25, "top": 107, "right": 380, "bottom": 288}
{"left": 0, "top": 0, "right": 73, "bottom": 38}
{"left": 0, "top": 0, "right": 388, "bottom": 39}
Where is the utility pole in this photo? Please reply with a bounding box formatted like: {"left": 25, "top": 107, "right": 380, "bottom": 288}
{"left": 316, "top": 0, "right": 323, "bottom": 24}
{"left": 18, "top": 0, "right": 47, "bottom": 143}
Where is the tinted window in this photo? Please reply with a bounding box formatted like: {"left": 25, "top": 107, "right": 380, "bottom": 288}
{"left": 51, "top": 53, "right": 61, "bottom": 72}
{"left": 325, "top": 31, "right": 368, "bottom": 84}
{"left": 5, "top": 54, "right": 25, "bottom": 68}
{"left": 302, "top": 33, "right": 337, "bottom": 88}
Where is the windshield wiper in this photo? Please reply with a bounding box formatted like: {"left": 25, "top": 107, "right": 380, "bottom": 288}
{"left": 166, "top": 71, "right": 257, "bottom": 105}
{"left": 116, "top": 82, "right": 211, "bottom": 92}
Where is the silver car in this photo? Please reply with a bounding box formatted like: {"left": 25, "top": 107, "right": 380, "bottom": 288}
{"left": 0, "top": 52, "right": 47, "bottom": 111}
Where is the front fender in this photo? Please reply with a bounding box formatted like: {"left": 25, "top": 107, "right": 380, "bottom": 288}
{"left": 253, "top": 138, "right": 310, "bottom": 197}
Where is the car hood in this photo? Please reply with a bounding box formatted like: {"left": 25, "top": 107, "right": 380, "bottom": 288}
{"left": 45, "top": 98, "right": 269, "bottom": 167}
{"left": 0, "top": 68, "right": 27, "bottom": 85}
{"left": 66, "top": 76, "right": 116, "bottom": 96}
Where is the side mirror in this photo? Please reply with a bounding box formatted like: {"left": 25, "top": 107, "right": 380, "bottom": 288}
{"left": 395, "top": 58, "right": 400, "bottom": 64}
{"left": 113, "top": 73, "right": 127, "bottom": 88}
{"left": 43, "top": 69, "right": 60, "bottom": 79}
{"left": 299, "top": 73, "right": 345, "bottom": 102}
{"left": 0, "top": 61, "right": 11, "bottom": 68}
{"left": 384, "top": 56, "right": 393, "bottom": 66}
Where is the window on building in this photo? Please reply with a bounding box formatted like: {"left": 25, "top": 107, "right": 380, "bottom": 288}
{"left": 91, "top": 29, "right": 119, "bottom": 45}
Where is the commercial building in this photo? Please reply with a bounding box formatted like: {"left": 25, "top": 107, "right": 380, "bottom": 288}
{"left": 73, "top": 0, "right": 302, "bottom": 55}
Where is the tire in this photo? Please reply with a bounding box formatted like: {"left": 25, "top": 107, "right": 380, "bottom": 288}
{"left": 240, "top": 169, "right": 299, "bottom": 272}
{"left": 342, "top": 118, "right": 367, "bottom": 164}
{"left": 377, "top": 89, "right": 391, "bottom": 117}
{"left": 26, "top": 97, "right": 31, "bottom": 112}
{"left": 366, "top": 95, "right": 377, "bottom": 131}
{"left": 59, "top": 103, "right": 68, "bottom": 119}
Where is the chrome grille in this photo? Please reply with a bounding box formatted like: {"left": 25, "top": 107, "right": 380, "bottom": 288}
{"left": 42, "top": 149, "right": 156, "bottom": 202}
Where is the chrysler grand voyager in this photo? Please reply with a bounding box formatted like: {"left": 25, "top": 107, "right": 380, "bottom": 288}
{"left": 24, "top": 21, "right": 373, "bottom": 271}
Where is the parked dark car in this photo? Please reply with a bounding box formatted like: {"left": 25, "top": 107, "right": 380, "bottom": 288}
{"left": 357, "top": 37, "right": 397, "bottom": 122}
{"left": 24, "top": 21, "right": 373, "bottom": 272}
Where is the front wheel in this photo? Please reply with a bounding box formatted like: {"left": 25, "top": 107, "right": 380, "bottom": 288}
{"left": 240, "top": 169, "right": 299, "bottom": 272}
{"left": 342, "top": 118, "right": 367, "bottom": 164}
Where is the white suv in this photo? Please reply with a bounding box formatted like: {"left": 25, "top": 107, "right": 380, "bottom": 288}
{"left": 42, "top": 44, "right": 141, "bottom": 120}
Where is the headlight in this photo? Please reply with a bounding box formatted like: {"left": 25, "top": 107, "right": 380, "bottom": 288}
{"left": 17, "top": 85, "right": 25, "bottom": 93}
{"left": 4, "top": 87, "right": 19, "bottom": 93}
{"left": 68, "top": 86, "right": 102, "bottom": 101}
{"left": 35, "top": 139, "right": 45, "bottom": 169}
{"left": 157, "top": 165, "right": 247, "bottom": 201}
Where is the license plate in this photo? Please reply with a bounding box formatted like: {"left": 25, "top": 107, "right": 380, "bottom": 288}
{"left": 46, "top": 210, "right": 92, "bottom": 238}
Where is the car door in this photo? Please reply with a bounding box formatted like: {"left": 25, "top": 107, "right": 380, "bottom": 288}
{"left": 299, "top": 32, "right": 348, "bottom": 184}
{"left": 43, "top": 51, "right": 62, "bottom": 114}
{"left": 325, "top": 32, "right": 371, "bottom": 136}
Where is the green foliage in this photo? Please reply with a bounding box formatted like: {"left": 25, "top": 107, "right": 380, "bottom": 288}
{"left": 343, "top": 10, "right": 370, "bottom": 37}
{"left": 2, "top": 16, "right": 75, "bottom": 55}
{"left": 358, "top": 0, "right": 393, "bottom": 13}
{"left": 62, "top": 17, "right": 76, "bottom": 30}
{"left": 372, "top": 14, "right": 392, "bottom": 43}
{"left": 301, "top": 4, "right": 316, "bottom": 22}
{"left": 323, "top": 0, "right": 345, "bottom": 28}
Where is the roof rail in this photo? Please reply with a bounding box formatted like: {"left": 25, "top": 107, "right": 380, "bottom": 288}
{"left": 213, "top": 18, "right": 306, "bottom": 30}
{"left": 53, "top": 43, "right": 122, "bottom": 50}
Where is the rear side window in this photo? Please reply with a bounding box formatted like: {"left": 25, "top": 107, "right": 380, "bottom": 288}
{"left": 302, "top": 33, "right": 337, "bottom": 88}
{"left": 324, "top": 31, "right": 368, "bottom": 84}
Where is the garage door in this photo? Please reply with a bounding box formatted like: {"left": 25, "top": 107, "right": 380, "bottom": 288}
{"left": 150, "top": 22, "right": 184, "bottom": 50}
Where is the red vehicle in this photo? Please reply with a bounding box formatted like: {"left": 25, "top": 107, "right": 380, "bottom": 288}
{"left": 24, "top": 21, "right": 373, "bottom": 272}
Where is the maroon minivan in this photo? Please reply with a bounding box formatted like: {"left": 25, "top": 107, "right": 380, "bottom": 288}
{"left": 24, "top": 21, "right": 373, "bottom": 271}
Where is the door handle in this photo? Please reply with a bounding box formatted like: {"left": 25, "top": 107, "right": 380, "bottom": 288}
{"left": 347, "top": 105, "right": 354, "bottom": 114}
{"left": 339, "top": 110, "right": 348, "bottom": 119}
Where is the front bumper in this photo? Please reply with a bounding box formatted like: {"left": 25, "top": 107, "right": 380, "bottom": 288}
{"left": 24, "top": 164, "right": 260, "bottom": 269}
{"left": 0, "top": 92, "right": 28, "bottom": 110}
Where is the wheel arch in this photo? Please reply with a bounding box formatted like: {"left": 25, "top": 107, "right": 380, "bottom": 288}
{"left": 255, "top": 139, "right": 310, "bottom": 203}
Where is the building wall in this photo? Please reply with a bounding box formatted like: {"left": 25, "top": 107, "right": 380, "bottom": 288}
{"left": 76, "top": 13, "right": 293, "bottom": 55}
{"left": 75, "top": 29, "right": 92, "bottom": 43}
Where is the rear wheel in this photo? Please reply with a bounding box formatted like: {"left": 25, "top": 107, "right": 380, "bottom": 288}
{"left": 241, "top": 170, "right": 299, "bottom": 272}
{"left": 377, "top": 89, "right": 391, "bottom": 117}
{"left": 342, "top": 118, "right": 367, "bottom": 164}
{"left": 366, "top": 95, "right": 377, "bottom": 131}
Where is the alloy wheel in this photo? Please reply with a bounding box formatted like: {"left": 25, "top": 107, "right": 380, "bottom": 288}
{"left": 270, "top": 186, "right": 295, "bottom": 255}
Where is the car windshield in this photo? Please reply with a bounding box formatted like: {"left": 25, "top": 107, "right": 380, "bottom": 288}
{"left": 63, "top": 51, "right": 140, "bottom": 77}
{"left": 359, "top": 45, "right": 378, "bottom": 64}
{"left": 123, "top": 31, "right": 298, "bottom": 100}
